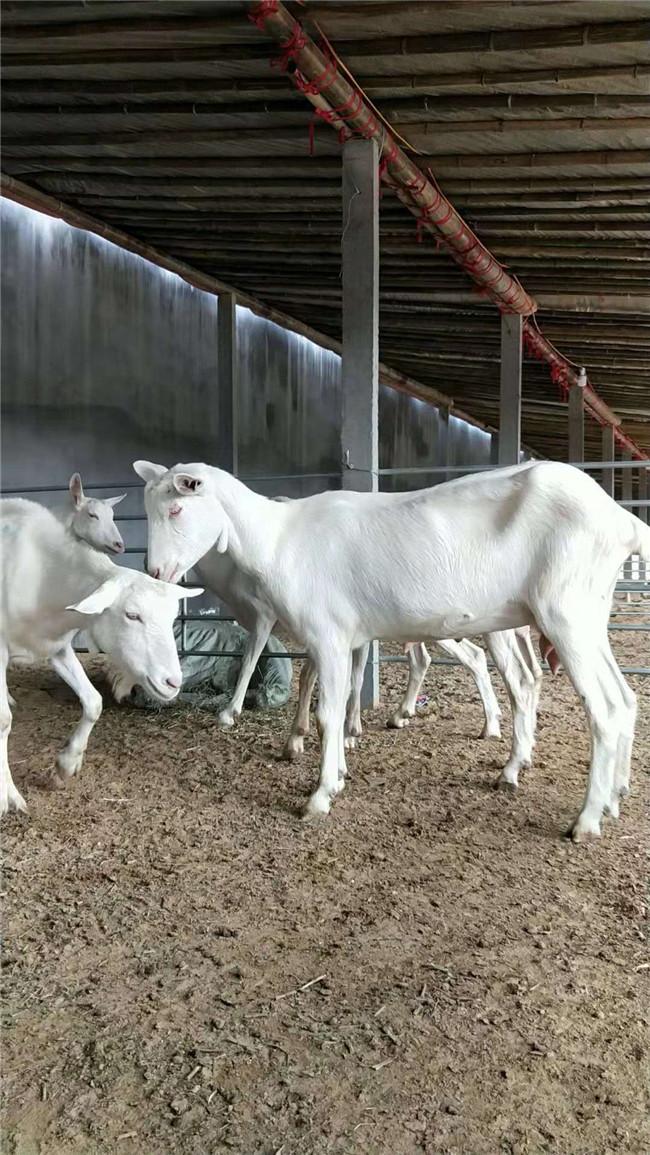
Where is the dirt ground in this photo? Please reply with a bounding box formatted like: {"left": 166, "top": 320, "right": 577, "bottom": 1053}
{"left": 2, "top": 626, "right": 649, "bottom": 1155}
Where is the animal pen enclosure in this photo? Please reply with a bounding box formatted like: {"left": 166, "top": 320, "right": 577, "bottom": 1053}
{"left": 1, "top": 2, "right": 649, "bottom": 1153}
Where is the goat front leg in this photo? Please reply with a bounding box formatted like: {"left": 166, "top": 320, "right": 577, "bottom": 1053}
{"left": 387, "top": 642, "right": 430, "bottom": 729}
{"left": 344, "top": 643, "right": 369, "bottom": 750}
{"left": 283, "top": 658, "right": 318, "bottom": 760}
{"left": 304, "top": 647, "right": 350, "bottom": 818}
{"left": 0, "top": 643, "right": 27, "bottom": 816}
{"left": 218, "top": 612, "right": 275, "bottom": 727}
{"left": 50, "top": 644, "right": 103, "bottom": 786}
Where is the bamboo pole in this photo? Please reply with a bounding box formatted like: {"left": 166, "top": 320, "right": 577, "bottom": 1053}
{"left": 247, "top": 1, "right": 536, "bottom": 316}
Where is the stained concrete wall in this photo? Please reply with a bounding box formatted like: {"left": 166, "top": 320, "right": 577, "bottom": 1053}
{"left": 236, "top": 307, "right": 342, "bottom": 499}
{"left": 1, "top": 197, "right": 220, "bottom": 495}
{"left": 1, "top": 198, "right": 494, "bottom": 526}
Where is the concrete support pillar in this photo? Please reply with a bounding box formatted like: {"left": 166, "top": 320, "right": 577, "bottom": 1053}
{"left": 622, "top": 450, "right": 634, "bottom": 580}
{"left": 341, "top": 138, "right": 379, "bottom": 707}
{"left": 438, "top": 405, "right": 451, "bottom": 482}
{"left": 498, "top": 313, "right": 523, "bottom": 466}
{"left": 217, "top": 292, "right": 238, "bottom": 476}
{"left": 601, "top": 424, "right": 615, "bottom": 497}
{"left": 568, "top": 383, "right": 585, "bottom": 466}
{"left": 639, "top": 468, "right": 648, "bottom": 582}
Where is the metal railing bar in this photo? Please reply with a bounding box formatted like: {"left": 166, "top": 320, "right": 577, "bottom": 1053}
{"left": 2, "top": 471, "right": 341, "bottom": 495}
{"left": 3, "top": 459, "right": 648, "bottom": 498}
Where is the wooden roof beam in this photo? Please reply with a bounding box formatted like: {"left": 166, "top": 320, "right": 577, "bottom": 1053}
{"left": 3, "top": 15, "right": 648, "bottom": 55}
{"left": 336, "top": 21, "right": 650, "bottom": 58}
{"left": 5, "top": 157, "right": 649, "bottom": 191}
{"left": 6, "top": 94, "right": 650, "bottom": 120}
{"left": 5, "top": 114, "right": 650, "bottom": 141}
{"left": 3, "top": 64, "right": 648, "bottom": 104}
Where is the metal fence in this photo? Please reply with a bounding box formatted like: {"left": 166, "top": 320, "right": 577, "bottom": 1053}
{"left": 4, "top": 458, "right": 650, "bottom": 676}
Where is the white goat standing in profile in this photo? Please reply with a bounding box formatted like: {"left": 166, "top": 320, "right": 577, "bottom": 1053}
{"left": 135, "top": 469, "right": 541, "bottom": 783}
{"left": 135, "top": 460, "right": 643, "bottom": 840}
{"left": 188, "top": 530, "right": 511, "bottom": 742}
{"left": 0, "top": 499, "right": 202, "bottom": 816}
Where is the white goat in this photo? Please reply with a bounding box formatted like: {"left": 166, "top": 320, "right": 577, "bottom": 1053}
{"left": 64, "top": 472, "right": 126, "bottom": 555}
{"left": 144, "top": 462, "right": 640, "bottom": 834}
{"left": 7, "top": 473, "right": 127, "bottom": 710}
{"left": 135, "top": 466, "right": 541, "bottom": 781}
{"left": 184, "top": 542, "right": 503, "bottom": 739}
{"left": 0, "top": 499, "right": 202, "bottom": 816}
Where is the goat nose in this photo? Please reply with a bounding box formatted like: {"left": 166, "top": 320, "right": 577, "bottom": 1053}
{"left": 165, "top": 677, "right": 180, "bottom": 690}
{"left": 150, "top": 567, "right": 160, "bottom": 580}
{"left": 114, "top": 541, "right": 125, "bottom": 553}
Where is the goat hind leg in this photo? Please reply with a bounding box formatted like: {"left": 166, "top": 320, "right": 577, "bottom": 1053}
{"left": 345, "top": 643, "right": 369, "bottom": 750}
{"left": 600, "top": 646, "right": 637, "bottom": 818}
{"left": 444, "top": 638, "right": 502, "bottom": 739}
{"left": 387, "top": 643, "right": 430, "bottom": 729}
{"left": 304, "top": 647, "right": 350, "bottom": 818}
{"left": 486, "top": 631, "right": 536, "bottom": 790}
{"left": 283, "top": 658, "right": 318, "bottom": 761}
{"left": 537, "top": 622, "right": 616, "bottom": 840}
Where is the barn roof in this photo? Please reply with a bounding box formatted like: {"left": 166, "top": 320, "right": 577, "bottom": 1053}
{"left": 2, "top": 0, "right": 649, "bottom": 460}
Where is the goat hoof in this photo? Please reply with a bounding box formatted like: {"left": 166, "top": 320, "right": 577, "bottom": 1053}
{"left": 282, "top": 736, "right": 304, "bottom": 761}
{"left": 495, "top": 775, "right": 518, "bottom": 793}
{"left": 604, "top": 797, "right": 620, "bottom": 820}
{"left": 481, "top": 723, "right": 502, "bottom": 740}
{"left": 0, "top": 788, "right": 27, "bottom": 816}
{"left": 10, "top": 789, "right": 27, "bottom": 813}
{"left": 344, "top": 736, "right": 356, "bottom": 751}
{"left": 566, "top": 817, "right": 601, "bottom": 842}
{"left": 618, "top": 784, "right": 630, "bottom": 799}
{"left": 56, "top": 750, "right": 82, "bottom": 779}
{"left": 387, "top": 714, "right": 409, "bottom": 730}
{"left": 217, "top": 710, "right": 235, "bottom": 728}
{"left": 303, "top": 789, "right": 331, "bottom": 819}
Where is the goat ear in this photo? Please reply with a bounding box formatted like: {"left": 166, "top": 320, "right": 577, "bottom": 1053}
{"left": 105, "top": 493, "right": 126, "bottom": 508}
{"left": 133, "top": 460, "right": 167, "bottom": 484}
{"left": 67, "top": 576, "right": 123, "bottom": 616}
{"left": 178, "top": 586, "right": 204, "bottom": 600}
{"left": 173, "top": 473, "right": 204, "bottom": 496}
{"left": 69, "top": 472, "right": 84, "bottom": 508}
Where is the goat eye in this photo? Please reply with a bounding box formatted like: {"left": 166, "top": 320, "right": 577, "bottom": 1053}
{"left": 169, "top": 505, "right": 182, "bottom": 518}
{"left": 125, "top": 611, "right": 142, "bottom": 622}
{"left": 88, "top": 512, "right": 99, "bottom": 520}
